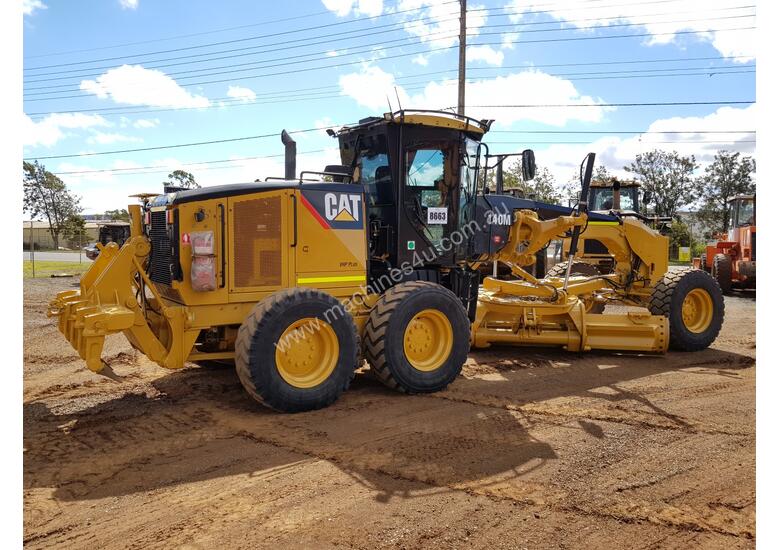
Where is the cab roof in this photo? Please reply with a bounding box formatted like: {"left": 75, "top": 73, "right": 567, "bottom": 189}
{"left": 336, "top": 109, "right": 491, "bottom": 138}
{"left": 590, "top": 179, "right": 641, "bottom": 188}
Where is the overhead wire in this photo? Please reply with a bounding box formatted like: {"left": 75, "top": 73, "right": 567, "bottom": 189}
{"left": 23, "top": 4, "right": 754, "bottom": 83}
{"left": 23, "top": 24, "right": 756, "bottom": 103}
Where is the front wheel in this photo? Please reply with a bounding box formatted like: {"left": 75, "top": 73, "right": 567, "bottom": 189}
{"left": 648, "top": 268, "right": 724, "bottom": 351}
{"left": 235, "top": 288, "right": 358, "bottom": 412}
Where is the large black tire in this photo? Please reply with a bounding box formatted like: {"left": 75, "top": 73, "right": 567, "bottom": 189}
{"left": 546, "top": 261, "right": 606, "bottom": 314}
{"left": 235, "top": 288, "right": 358, "bottom": 413}
{"left": 711, "top": 253, "right": 732, "bottom": 293}
{"left": 648, "top": 268, "right": 725, "bottom": 351}
{"left": 699, "top": 253, "right": 708, "bottom": 271}
{"left": 363, "top": 281, "right": 470, "bottom": 394}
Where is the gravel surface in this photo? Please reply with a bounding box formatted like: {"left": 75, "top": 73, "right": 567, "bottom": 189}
{"left": 24, "top": 278, "right": 756, "bottom": 549}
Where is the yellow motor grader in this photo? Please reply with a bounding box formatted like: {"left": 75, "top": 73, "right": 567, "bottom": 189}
{"left": 48, "top": 110, "right": 724, "bottom": 412}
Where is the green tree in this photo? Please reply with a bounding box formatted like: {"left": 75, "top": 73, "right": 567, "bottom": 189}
{"left": 503, "top": 161, "right": 561, "bottom": 203}
{"left": 104, "top": 208, "right": 130, "bottom": 222}
{"left": 591, "top": 164, "right": 613, "bottom": 185}
{"left": 696, "top": 150, "right": 755, "bottom": 234}
{"left": 63, "top": 214, "right": 87, "bottom": 247}
{"left": 23, "top": 161, "right": 81, "bottom": 250}
{"left": 163, "top": 169, "right": 199, "bottom": 189}
{"left": 624, "top": 150, "right": 697, "bottom": 217}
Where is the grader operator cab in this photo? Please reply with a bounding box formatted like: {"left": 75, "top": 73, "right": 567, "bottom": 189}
{"left": 49, "top": 110, "right": 725, "bottom": 413}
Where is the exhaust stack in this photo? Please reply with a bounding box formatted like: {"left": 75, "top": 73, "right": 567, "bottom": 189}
{"left": 281, "top": 130, "right": 296, "bottom": 180}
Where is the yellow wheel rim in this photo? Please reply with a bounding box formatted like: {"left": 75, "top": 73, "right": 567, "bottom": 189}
{"left": 681, "top": 288, "right": 714, "bottom": 333}
{"left": 275, "top": 317, "right": 338, "bottom": 388}
{"left": 403, "top": 309, "right": 453, "bottom": 372}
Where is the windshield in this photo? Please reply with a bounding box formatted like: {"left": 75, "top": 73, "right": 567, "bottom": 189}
{"left": 736, "top": 199, "right": 755, "bottom": 226}
{"left": 590, "top": 187, "right": 638, "bottom": 211}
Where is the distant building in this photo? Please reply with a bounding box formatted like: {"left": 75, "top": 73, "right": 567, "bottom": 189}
{"left": 23, "top": 220, "right": 100, "bottom": 250}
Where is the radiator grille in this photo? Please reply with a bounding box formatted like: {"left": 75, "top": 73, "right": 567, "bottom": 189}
{"left": 149, "top": 211, "right": 173, "bottom": 285}
{"left": 233, "top": 197, "right": 282, "bottom": 287}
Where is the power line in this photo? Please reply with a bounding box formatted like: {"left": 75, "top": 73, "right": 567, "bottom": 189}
{"left": 25, "top": 55, "right": 753, "bottom": 118}
{"left": 24, "top": 100, "right": 755, "bottom": 161}
{"left": 24, "top": 0, "right": 684, "bottom": 67}
{"left": 23, "top": 1, "right": 460, "bottom": 71}
{"left": 50, "top": 136, "right": 757, "bottom": 178}
{"left": 23, "top": 25, "right": 756, "bottom": 103}
{"left": 51, "top": 149, "right": 332, "bottom": 176}
{"left": 23, "top": 13, "right": 755, "bottom": 95}
{"left": 24, "top": 67, "right": 755, "bottom": 119}
{"left": 23, "top": 4, "right": 754, "bottom": 83}
{"left": 24, "top": 126, "right": 344, "bottom": 161}
{"left": 23, "top": 13, "right": 463, "bottom": 82}
{"left": 466, "top": 100, "right": 755, "bottom": 108}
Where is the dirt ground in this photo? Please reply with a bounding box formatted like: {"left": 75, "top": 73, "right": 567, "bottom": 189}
{"left": 23, "top": 278, "right": 756, "bottom": 549}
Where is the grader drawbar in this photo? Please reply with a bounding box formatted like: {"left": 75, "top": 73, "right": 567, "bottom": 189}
{"left": 49, "top": 110, "right": 724, "bottom": 412}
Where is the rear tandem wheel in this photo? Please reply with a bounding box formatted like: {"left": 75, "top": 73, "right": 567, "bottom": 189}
{"left": 363, "top": 281, "right": 470, "bottom": 394}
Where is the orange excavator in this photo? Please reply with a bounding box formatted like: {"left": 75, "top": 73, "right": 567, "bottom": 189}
{"left": 694, "top": 194, "right": 755, "bottom": 292}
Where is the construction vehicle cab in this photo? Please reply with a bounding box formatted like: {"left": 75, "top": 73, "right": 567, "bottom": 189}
{"left": 49, "top": 110, "right": 725, "bottom": 414}
{"left": 695, "top": 194, "right": 755, "bottom": 291}
{"left": 588, "top": 178, "right": 641, "bottom": 213}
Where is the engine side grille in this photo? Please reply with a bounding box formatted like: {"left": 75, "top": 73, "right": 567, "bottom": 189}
{"left": 149, "top": 211, "right": 173, "bottom": 285}
{"left": 234, "top": 197, "right": 282, "bottom": 288}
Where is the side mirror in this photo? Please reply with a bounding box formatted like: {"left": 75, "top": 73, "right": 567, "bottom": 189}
{"left": 643, "top": 191, "right": 651, "bottom": 205}
{"left": 521, "top": 149, "right": 536, "bottom": 181}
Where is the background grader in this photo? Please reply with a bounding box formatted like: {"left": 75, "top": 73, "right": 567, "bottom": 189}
{"left": 48, "top": 110, "right": 724, "bottom": 412}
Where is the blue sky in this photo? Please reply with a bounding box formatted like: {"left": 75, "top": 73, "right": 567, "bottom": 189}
{"left": 22, "top": 0, "right": 756, "bottom": 214}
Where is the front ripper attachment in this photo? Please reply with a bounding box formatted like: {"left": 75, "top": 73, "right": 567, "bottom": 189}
{"left": 46, "top": 236, "right": 171, "bottom": 373}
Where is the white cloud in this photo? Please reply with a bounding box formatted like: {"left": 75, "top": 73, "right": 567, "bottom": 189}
{"left": 503, "top": 0, "right": 755, "bottom": 61}
{"left": 133, "top": 118, "right": 160, "bottom": 128}
{"left": 226, "top": 85, "right": 257, "bottom": 103}
{"left": 411, "top": 54, "right": 429, "bottom": 66}
{"left": 326, "top": 50, "right": 339, "bottom": 57}
{"left": 466, "top": 45, "right": 504, "bottom": 66}
{"left": 80, "top": 65, "right": 210, "bottom": 108}
{"left": 520, "top": 105, "right": 757, "bottom": 191}
{"left": 339, "top": 65, "right": 608, "bottom": 125}
{"left": 23, "top": 113, "right": 109, "bottom": 148}
{"left": 401, "top": 1, "right": 487, "bottom": 49}
{"left": 322, "top": 0, "right": 382, "bottom": 17}
{"left": 23, "top": 0, "right": 46, "bottom": 16}
{"left": 501, "top": 32, "right": 520, "bottom": 50}
{"left": 119, "top": 0, "right": 138, "bottom": 10}
{"left": 339, "top": 65, "right": 407, "bottom": 110}
{"left": 85, "top": 132, "right": 143, "bottom": 145}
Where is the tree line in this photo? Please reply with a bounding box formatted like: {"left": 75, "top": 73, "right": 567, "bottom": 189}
{"left": 22, "top": 162, "right": 199, "bottom": 250}
{"left": 499, "top": 148, "right": 755, "bottom": 237}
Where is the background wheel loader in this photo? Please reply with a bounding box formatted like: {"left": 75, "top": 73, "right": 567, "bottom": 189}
{"left": 48, "top": 110, "right": 724, "bottom": 413}
{"left": 693, "top": 194, "right": 755, "bottom": 292}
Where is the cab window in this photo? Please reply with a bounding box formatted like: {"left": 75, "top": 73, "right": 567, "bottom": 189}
{"left": 736, "top": 199, "right": 755, "bottom": 226}
{"left": 357, "top": 135, "right": 391, "bottom": 206}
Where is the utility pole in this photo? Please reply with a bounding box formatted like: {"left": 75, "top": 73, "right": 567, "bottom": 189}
{"left": 457, "top": 0, "right": 466, "bottom": 116}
